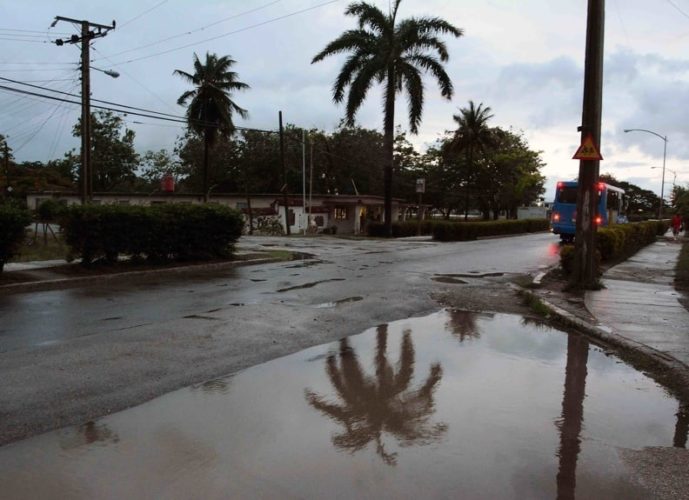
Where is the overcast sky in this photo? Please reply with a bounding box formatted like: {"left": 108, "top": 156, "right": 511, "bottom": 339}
{"left": 2, "top": 0, "right": 689, "bottom": 199}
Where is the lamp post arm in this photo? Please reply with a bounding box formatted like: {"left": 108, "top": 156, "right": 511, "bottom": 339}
{"left": 624, "top": 128, "right": 668, "bottom": 143}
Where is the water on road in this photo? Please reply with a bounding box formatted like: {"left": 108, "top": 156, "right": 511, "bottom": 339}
{"left": 1, "top": 310, "right": 682, "bottom": 499}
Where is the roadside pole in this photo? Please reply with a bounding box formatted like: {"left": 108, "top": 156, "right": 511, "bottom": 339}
{"left": 302, "top": 129, "right": 306, "bottom": 235}
{"left": 3, "top": 140, "right": 9, "bottom": 199}
{"left": 279, "top": 111, "right": 290, "bottom": 235}
{"left": 416, "top": 178, "right": 425, "bottom": 236}
{"left": 571, "top": 0, "right": 605, "bottom": 289}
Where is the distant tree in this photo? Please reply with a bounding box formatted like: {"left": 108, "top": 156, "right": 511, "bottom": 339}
{"left": 174, "top": 131, "right": 242, "bottom": 194}
{"left": 418, "top": 141, "right": 466, "bottom": 218}
{"left": 138, "top": 149, "right": 185, "bottom": 190}
{"left": 673, "top": 185, "right": 689, "bottom": 221}
{"left": 446, "top": 101, "right": 495, "bottom": 220}
{"left": 478, "top": 127, "right": 545, "bottom": 219}
{"left": 72, "top": 110, "right": 139, "bottom": 191}
{"left": 174, "top": 52, "right": 249, "bottom": 201}
{"left": 599, "top": 173, "right": 661, "bottom": 217}
{"left": 312, "top": 0, "right": 463, "bottom": 235}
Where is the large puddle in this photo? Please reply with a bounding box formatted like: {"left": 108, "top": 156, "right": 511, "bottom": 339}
{"left": 1, "top": 311, "right": 685, "bottom": 499}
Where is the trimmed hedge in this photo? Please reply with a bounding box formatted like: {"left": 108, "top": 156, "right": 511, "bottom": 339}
{"left": 367, "top": 220, "right": 435, "bottom": 237}
{"left": 0, "top": 204, "right": 32, "bottom": 272}
{"left": 367, "top": 219, "right": 550, "bottom": 239}
{"left": 559, "top": 220, "right": 669, "bottom": 273}
{"left": 62, "top": 203, "right": 244, "bottom": 264}
{"left": 432, "top": 218, "right": 550, "bottom": 241}
{"left": 596, "top": 220, "right": 667, "bottom": 261}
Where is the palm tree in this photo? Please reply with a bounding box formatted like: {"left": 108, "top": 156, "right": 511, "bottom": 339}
{"left": 312, "top": 0, "right": 462, "bottom": 236}
{"left": 446, "top": 100, "right": 494, "bottom": 219}
{"left": 174, "top": 52, "right": 249, "bottom": 201}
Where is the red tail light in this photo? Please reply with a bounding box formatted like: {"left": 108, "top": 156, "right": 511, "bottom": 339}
{"left": 552, "top": 213, "right": 560, "bottom": 222}
{"left": 595, "top": 215, "right": 602, "bottom": 225}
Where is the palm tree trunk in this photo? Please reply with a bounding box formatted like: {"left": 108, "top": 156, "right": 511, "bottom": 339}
{"left": 203, "top": 128, "right": 210, "bottom": 202}
{"left": 383, "top": 65, "right": 396, "bottom": 237}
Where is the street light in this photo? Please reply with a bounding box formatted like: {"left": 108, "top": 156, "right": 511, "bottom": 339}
{"left": 624, "top": 128, "right": 668, "bottom": 219}
{"left": 92, "top": 66, "right": 119, "bottom": 78}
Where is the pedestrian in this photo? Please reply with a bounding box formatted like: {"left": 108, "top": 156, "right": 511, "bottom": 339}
{"left": 671, "top": 212, "right": 682, "bottom": 240}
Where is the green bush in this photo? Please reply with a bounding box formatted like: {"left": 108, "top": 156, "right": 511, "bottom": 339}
{"left": 36, "top": 199, "right": 68, "bottom": 222}
{"left": 560, "top": 221, "right": 668, "bottom": 274}
{"left": 62, "top": 203, "right": 244, "bottom": 265}
{"left": 0, "top": 203, "right": 32, "bottom": 272}
{"left": 432, "top": 218, "right": 550, "bottom": 241}
{"left": 367, "top": 220, "right": 436, "bottom": 237}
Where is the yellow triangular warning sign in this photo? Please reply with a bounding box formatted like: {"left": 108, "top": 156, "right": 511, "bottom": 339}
{"left": 573, "top": 133, "right": 603, "bottom": 160}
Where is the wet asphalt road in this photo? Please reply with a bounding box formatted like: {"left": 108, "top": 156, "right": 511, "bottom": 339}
{"left": 0, "top": 233, "right": 559, "bottom": 353}
{"left": 0, "top": 232, "right": 560, "bottom": 445}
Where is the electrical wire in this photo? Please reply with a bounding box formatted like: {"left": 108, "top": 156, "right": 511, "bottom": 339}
{"left": 118, "top": 0, "right": 170, "bottom": 29}
{"left": 0, "top": 28, "right": 71, "bottom": 35}
{"left": 0, "top": 37, "right": 50, "bottom": 44}
{"left": 0, "top": 83, "right": 277, "bottom": 133}
{"left": 91, "top": 46, "right": 179, "bottom": 114}
{"left": 13, "top": 94, "right": 78, "bottom": 153}
{"left": 0, "top": 76, "right": 185, "bottom": 119}
{"left": 93, "top": 0, "right": 283, "bottom": 61}
{"left": 106, "top": 0, "right": 340, "bottom": 66}
{"left": 666, "top": 0, "right": 689, "bottom": 20}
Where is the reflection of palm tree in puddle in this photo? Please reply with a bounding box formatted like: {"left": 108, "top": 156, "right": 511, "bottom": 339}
{"left": 446, "top": 310, "right": 481, "bottom": 342}
{"left": 305, "top": 325, "right": 447, "bottom": 465}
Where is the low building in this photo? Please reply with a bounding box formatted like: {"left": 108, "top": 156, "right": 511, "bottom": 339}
{"left": 26, "top": 192, "right": 409, "bottom": 235}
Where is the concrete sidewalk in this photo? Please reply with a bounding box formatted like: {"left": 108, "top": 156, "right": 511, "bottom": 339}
{"left": 585, "top": 237, "right": 689, "bottom": 368}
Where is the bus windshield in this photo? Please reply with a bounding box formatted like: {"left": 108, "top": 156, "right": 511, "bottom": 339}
{"left": 556, "top": 185, "right": 578, "bottom": 204}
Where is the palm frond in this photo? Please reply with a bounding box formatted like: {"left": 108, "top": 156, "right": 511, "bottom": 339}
{"left": 399, "top": 62, "right": 424, "bottom": 133}
{"left": 333, "top": 52, "right": 374, "bottom": 103}
{"left": 176, "top": 89, "right": 196, "bottom": 106}
{"left": 345, "top": 2, "right": 389, "bottom": 35}
{"left": 406, "top": 53, "right": 453, "bottom": 98}
{"left": 312, "top": 30, "right": 378, "bottom": 63}
{"left": 345, "top": 62, "right": 379, "bottom": 125}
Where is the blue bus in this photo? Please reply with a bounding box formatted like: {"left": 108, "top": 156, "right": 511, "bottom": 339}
{"left": 550, "top": 181, "right": 627, "bottom": 242}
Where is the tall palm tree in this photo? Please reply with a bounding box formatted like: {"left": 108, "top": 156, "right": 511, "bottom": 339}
{"left": 447, "top": 100, "right": 494, "bottom": 219}
{"left": 174, "top": 52, "right": 249, "bottom": 201}
{"left": 312, "top": 0, "right": 462, "bottom": 235}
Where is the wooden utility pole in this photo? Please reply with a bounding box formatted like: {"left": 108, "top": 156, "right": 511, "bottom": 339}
{"left": 571, "top": 0, "right": 605, "bottom": 288}
{"left": 3, "top": 139, "right": 9, "bottom": 199}
{"left": 279, "top": 111, "right": 291, "bottom": 235}
{"left": 51, "top": 16, "right": 115, "bottom": 204}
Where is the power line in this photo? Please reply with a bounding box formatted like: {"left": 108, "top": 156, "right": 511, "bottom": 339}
{"left": 0, "top": 28, "right": 71, "bottom": 35}
{"left": 93, "top": 0, "right": 283, "bottom": 62}
{"left": 0, "top": 61, "right": 76, "bottom": 66}
{"left": 107, "top": 0, "right": 340, "bottom": 66}
{"left": 0, "top": 83, "right": 277, "bottom": 134}
{"left": 666, "top": 0, "right": 689, "bottom": 20}
{"left": 91, "top": 46, "right": 179, "bottom": 114}
{"left": 0, "top": 76, "right": 183, "bottom": 117}
{"left": 0, "top": 37, "right": 50, "bottom": 44}
{"left": 118, "top": 0, "right": 169, "bottom": 29}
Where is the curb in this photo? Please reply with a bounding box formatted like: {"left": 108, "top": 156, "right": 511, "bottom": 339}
{"left": 0, "top": 257, "right": 283, "bottom": 295}
{"left": 515, "top": 285, "right": 689, "bottom": 401}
